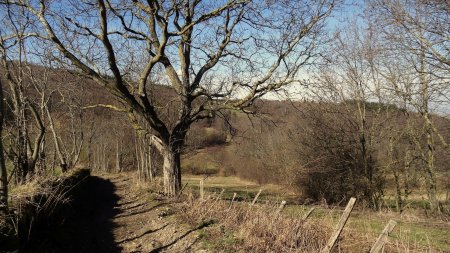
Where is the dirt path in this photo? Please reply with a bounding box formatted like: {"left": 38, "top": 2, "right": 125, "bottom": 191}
{"left": 106, "top": 174, "right": 202, "bottom": 253}
{"left": 41, "top": 173, "right": 204, "bottom": 253}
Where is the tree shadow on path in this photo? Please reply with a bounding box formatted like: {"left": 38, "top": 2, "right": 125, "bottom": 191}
{"left": 148, "top": 220, "right": 215, "bottom": 253}
{"left": 28, "top": 176, "right": 122, "bottom": 253}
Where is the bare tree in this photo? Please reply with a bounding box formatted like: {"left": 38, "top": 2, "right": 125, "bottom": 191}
{"left": 0, "top": 7, "right": 45, "bottom": 183}
{"left": 369, "top": 0, "right": 449, "bottom": 76}
{"left": 44, "top": 79, "right": 85, "bottom": 173}
{"left": 0, "top": 16, "right": 12, "bottom": 213}
{"left": 0, "top": 77, "right": 8, "bottom": 214}
{"left": 2, "top": 0, "right": 336, "bottom": 195}
{"left": 298, "top": 20, "right": 391, "bottom": 207}
{"left": 368, "top": 0, "right": 450, "bottom": 211}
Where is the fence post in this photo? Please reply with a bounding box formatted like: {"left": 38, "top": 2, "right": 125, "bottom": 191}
{"left": 275, "top": 200, "right": 287, "bottom": 216}
{"left": 199, "top": 179, "right": 204, "bottom": 200}
{"left": 176, "top": 182, "right": 189, "bottom": 199}
{"left": 216, "top": 189, "right": 225, "bottom": 201}
{"left": 370, "top": 220, "right": 397, "bottom": 253}
{"left": 227, "top": 192, "right": 238, "bottom": 213}
{"left": 302, "top": 207, "right": 315, "bottom": 221}
{"left": 250, "top": 189, "right": 262, "bottom": 206}
{"left": 321, "top": 197, "right": 356, "bottom": 253}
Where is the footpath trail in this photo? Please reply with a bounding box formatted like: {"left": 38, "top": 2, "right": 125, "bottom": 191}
{"left": 44, "top": 173, "right": 204, "bottom": 253}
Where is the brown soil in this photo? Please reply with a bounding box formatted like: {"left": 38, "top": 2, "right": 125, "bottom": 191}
{"left": 34, "top": 173, "right": 206, "bottom": 253}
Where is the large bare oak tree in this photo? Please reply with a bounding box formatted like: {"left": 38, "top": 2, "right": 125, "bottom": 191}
{"left": 2, "top": 0, "right": 336, "bottom": 195}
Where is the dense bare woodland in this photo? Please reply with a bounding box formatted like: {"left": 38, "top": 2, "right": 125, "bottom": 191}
{"left": 0, "top": 0, "right": 449, "bottom": 252}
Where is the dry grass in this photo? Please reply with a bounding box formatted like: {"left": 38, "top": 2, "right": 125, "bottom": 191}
{"left": 171, "top": 188, "right": 447, "bottom": 252}
{"left": 177, "top": 175, "right": 450, "bottom": 252}
{"left": 182, "top": 175, "right": 298, "bottom": 203}
{"left": 0, "top": 169, "right": 91, "bottom": 252}
{"left": 176, "top": 192, "right": 332, "bottom": 252}
{"left": 6, "top": 169, "right": 90, "bottom": 237}
{"left": 8, "top": 170, "right": 84, "bottom": 231}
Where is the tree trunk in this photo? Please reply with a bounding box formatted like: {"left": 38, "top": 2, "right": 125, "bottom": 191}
{"left": 102, "top": 144, "right": 107, "bottom": 172}
{"left": 147, "top": 145, "right": 156, "bottom": 181}
{"left": 151, "top": 135, "right": 182, "bottom": 196}
{"left": 17, "top": 132, "right": 28, "bottom": 184}
{"left": 419, "top": 41, "right": 438, "bottom": 212}
{"left": 162, "top": 148, "right": 182, "bottom": 196}
{"left": 46, "top": 107, "right": 68, "bottom": 172}
{"left": 139, "top": 139, "right": 146, "bottom": 180}
{"left": 0, "top": 79, "right": 8, "bottom": 214}
{"left": 115, "top": 141, "right": 121, "bottom": 173}
{"left": 425, "top": 126, "right": 438, "bottom": 211}
{"left": 135, "top": 135, "right": 141, "bottom": 180}
{"left": 388, "top": 136, "right": 403, "bottom": 213}
{"left": 0, "top": 137, "right": 7, "bottom": 215}
{"left": 27, "top": 104, "right": 45, "bottom": 180}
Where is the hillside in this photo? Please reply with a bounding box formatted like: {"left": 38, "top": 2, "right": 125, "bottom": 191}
{"left": 3, "top": 62, "right": 449, "bottom": 207}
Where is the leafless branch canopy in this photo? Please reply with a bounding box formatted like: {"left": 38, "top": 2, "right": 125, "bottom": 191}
{"left": 1, "top": 0, "right": 335, "bottom": 145}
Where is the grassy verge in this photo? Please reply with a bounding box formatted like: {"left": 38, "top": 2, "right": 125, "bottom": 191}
{"left": 175, "top": 194, "right": 331, "bottom": 252}
{"left": 182, "top": 175, "right": 298, "bottom": 203}
{"left": 181, "top": 174, "right": 450, "bottom": 252}
{"left": 284, "top": 205, "right": 450, "bottom": 251}
{"left": 1, "top": 168, "right": 91, "bottom": 252}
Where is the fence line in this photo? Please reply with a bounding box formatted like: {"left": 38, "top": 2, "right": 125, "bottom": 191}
{"left": 250, "top": 189, "right": 262, "bottom": 206}
{"left": 193, "top": 186, "right": 402, "bottom": 252}
{"left": 321, "top": 197, "right": 356, "bottom": 253}
{"left": 370, "top": 219, "right": 397, "bottom": 253}
{"left": 302, "top": 207, "right": 315, "bottom": 221}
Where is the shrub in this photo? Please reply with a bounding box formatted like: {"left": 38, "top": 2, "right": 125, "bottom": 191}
{"left": 298, "top": 104, "right": 385, "bottom": 208}
{"left": 203, "top": 128, "right": 227, "bottom": 147}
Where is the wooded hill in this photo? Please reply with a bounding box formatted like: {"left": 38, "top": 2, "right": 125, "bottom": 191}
{"left": 2, "top": 63, "right": 449, "bottom": 210}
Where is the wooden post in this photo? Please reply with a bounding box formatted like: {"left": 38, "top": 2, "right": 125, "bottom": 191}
{"left": 228, "top": 192, "right": 237, "bottom": 209}
{"left": 250, "top": 189, "right": 262, "bottom": 206}
{"left": 275, "top": 200, "right": 287, "bottom": 215}
{"left": 302, "top": 207, "right": 315, "bottom": 221}
{"left": 199, "top": 179, "right": 204, "bottom": 200}
{"left": 176, "top": 183, "right": 189, "bottom": 199}
{"left": 216, "top": 189, "right": 225, "bottom": 200}
{"left": 321, "top": 197, "right": 356, "bottom": 253}
{"left": 370, "top": 220, "right": 397, "bottom": 253}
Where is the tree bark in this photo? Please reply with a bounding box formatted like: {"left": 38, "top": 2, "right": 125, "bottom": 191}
{"left": 162, "top": 148, "right": 181, "bottom": 196}
{"left": 115, "top": 141, "right": 121, "bottom": 173}
{"left": 135, "top": 134, "right": 142, "bottom": 180}
{"left": 419, "top": 41, "right": 438, "bottom": 212}
{"left": 0, "top": 79, "right": 8, "bottom": 214}
{"left": 17, "top": 129, "right": 29, "bottom": 184}
{"left": 102, "top": 144, "right": 107, "bottom": 172}
{"left": 27, "top": 103, "right": 45, "bottom": 179}
{"left": 140, "top": 138, "right": 146, "bottom": 179}
{"left": 147, "top": 144, "right": 156, "bottom": 181}
{"left": 45, "top": 107, "right": 68, "bottom": 173}
{"left": 151, "top": 135, "right": 182, "bottom": 196}
{"left": 425, "top": 124, "right": 437, "bottom": 211}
